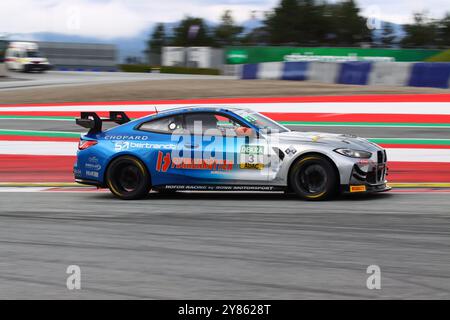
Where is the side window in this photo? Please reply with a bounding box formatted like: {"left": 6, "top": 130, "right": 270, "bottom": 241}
{"left": 184, "top": 112, "right": 246, "bottom": 134}
{"left": 139, "top": 115, "right": 183, "bottom": 134}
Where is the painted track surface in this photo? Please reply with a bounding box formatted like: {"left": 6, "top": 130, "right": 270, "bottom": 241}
{"left": 0, "top": 191, "right": 449, "bottom": 299}
{"left": 0, "top": 118, "right": 450, "bottom": 139}
{"left": 0, "top": 119, "right": 448, "bottom": 139}
{"left": 2, "top": 95, "right": 450, "bottom": 183}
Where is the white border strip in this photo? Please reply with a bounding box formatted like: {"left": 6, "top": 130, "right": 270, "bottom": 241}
{"left": 2, "top": 102, "right": 450, "bottom": 115}
{"left": 0, "top": 141, "right": 78, "bottom": 156}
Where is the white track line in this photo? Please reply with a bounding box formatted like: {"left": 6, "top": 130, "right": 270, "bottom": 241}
{"left": 385, "top": 148, "right": 450, "bottom": 162}
{"left": 0, "top": 141, "right": 77, "bottom": 156}
{"left": 0, "top": 187, "right": 50, "bottom": 192}
{"left": 2, "top": 102, "right": 450, "bottom": 115}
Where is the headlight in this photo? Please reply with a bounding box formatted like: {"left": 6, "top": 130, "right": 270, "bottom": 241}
{"left": 334, "top": 148, "right": 372, "bottom": 159}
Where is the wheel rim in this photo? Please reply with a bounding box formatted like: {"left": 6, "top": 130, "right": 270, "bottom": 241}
{"left": 299, "top": 164, "right": 328, "bottom": 194}
{"left": 116, "top": 163, "right": 141, "bottom": 192}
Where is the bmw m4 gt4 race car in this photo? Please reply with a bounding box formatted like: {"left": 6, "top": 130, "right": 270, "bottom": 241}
{"left": 74, "top": 107, "right": 390, "bottom": 200}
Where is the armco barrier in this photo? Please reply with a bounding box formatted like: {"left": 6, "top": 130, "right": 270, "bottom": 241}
{"left": 258, "top": 62, "right": 283, "bottom": 80}
{"left": 337, "top": 61, "right": 372, "bottom": 85}
{"left": 408, "top": 63, "right": 450, "bottom": 89}
{"left": 308, "top": 62, "right": 339, "bottom": 83}
{"left": 281, "top": 62, "right": 309, "bottom": 81}
{"left": 241, "top": 63, "right": 259, "bottom": 79}
{"left": 240, "top": 61, "right": 450, "bottom": 89}
{"left": 368, "top": 62, "right": 411, "bottom": 87}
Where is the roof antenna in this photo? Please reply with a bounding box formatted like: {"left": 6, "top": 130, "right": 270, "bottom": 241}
{"left": 154, "top": 106, "right": 158, "bottom": 114}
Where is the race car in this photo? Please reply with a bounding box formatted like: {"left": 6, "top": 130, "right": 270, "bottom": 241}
{"left": 74, "top": 106, "right": 390, "bottom": 200}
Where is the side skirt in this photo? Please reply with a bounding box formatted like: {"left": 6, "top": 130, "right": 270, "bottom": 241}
{"left": 153, "top": 184, "right": 287, "bottom": 192}
{"left": 75, "top": 178, "right": 103, "bottom": 187}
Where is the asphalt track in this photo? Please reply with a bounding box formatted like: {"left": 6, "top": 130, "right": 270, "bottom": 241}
{"left": 0, "top": 71, "right": 232, "bottom": 91}
{"left": 0, "top": 191, "right": 449, "bottom": 299}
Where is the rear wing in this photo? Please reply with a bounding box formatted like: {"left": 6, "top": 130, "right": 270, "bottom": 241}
{"left": 76, "top": 111, "right": 130, "bottom": 134}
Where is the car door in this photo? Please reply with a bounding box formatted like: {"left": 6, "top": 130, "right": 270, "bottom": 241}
{"left": 180, "top": 111, "right": 269, "bottom": 185}
{"left": 136, "top": 114, "right": 190, "bottom": 186}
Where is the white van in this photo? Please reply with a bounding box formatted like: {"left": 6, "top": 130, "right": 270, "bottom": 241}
{"left": 0, "top": 39, "right": 7, "bottom": 76}
{"left": 5, "top": 42, "right": 51, "bottom": 72}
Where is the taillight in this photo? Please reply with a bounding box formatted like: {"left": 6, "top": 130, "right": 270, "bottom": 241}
{"left": 78, "top": 140, "right": 98, "bottom": 150}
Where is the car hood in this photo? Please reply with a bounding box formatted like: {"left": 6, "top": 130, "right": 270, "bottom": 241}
{"left": 271, "top": 131, "right": 381, "bottom": 152}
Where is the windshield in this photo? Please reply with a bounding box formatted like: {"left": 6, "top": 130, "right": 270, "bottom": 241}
{"left": 26, "top": 50, "right": 41, "bottom": 58}
{"left": 234, "top": 109, "right": 290, "bottom": 133}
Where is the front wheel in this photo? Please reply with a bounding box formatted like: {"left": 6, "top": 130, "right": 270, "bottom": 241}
{"left": 106, "top": 156, "right": 151, "bottom": 200}
{"left": 289, "top": 156, "right": 338, "bottom": 201}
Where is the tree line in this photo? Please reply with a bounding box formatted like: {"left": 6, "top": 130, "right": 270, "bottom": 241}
{"left": 146, "top": 0, "right": 450, "bottom": 56}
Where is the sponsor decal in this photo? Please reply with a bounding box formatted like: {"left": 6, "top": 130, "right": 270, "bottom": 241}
{"left": 73, "top": 163, "right": 82, "bottom": 176}
{"left": 86, "top": 170, "right": 99, "bottom": 178}
{"left": 85, "top": 163, "right": 101, "bottom": 171}
{"left": 114, "top": 141, "right": 129, "bottom": 151}
{"left": 87, "top": 156, "right": 98, "bottom": 163}
{"left": 155, "top": 151, "right": 233, "bottom": 172}
{"left": 284, "top": 147, "right": 297, "bottom": 156}
{"left": 114, "top": 142, "right": 176, "bottom": 152}
{"left": 162, "top": 185, "right": 280, "bottom": 191}
{"left": 239, "top": 163, "right": 264, "bottom": 170}
{"left": 350, "top": 185, "right": 367, "bottom": 193}
{"left": 357, "top": 159, "right": 377, "bottom": 167}
{"left": 105, "top": 135, "right": 149, "bottom": 140}
{"left": 240, "top": 145, "right": 264, "bottom": 155}
{"left": 85, "top": 156, "right": 101, "bottom": 170}
{"left": 239, "top": 144, "right": 265, "bottom": 170}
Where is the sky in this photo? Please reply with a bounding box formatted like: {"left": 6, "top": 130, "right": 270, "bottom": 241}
{"left": 0, "top": 0, "right": 449, "bottom": 39}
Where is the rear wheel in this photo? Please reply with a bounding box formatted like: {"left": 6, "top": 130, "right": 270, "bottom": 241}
{"left": 289, "top": 155, "right": 338, "bottom": 201}
{"left": 106, "top": 156, "right": 151, "bottom": 200}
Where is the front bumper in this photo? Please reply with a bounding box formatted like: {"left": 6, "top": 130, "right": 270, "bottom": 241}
{"left": 341, "top": 149, "right": 390, "bottom": 194}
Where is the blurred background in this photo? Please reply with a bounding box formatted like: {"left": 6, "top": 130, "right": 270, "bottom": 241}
{"left": 0, "top": 0, "right": 449, "bottom": 77}
{"left": 1, "top": 1, "right": 450, "bottom": 300}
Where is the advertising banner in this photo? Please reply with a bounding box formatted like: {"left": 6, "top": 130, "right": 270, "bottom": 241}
{"left": 226, "top": 46, "right": 444, "bottom": 64}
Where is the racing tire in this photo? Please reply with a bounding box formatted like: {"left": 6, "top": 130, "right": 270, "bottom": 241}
{"left": 289, "top": 155, "right": 338, "bottom": 201}
{"left": 106, "top": 156, "right": 151, "bottom": 200}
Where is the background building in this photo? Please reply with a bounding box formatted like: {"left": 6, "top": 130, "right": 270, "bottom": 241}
{"left": 0, "top": 40, "right": 7, "bottom": 76}
{"left": 162, "top": 47, "right": 224, "bottom": 69}
{"left": 36, "top": 41, "right": 118, "bottom": 72}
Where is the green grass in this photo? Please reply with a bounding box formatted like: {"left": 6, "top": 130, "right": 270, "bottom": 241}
{"left": 425, "top": 49, "right": 450, "bottom": 62}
